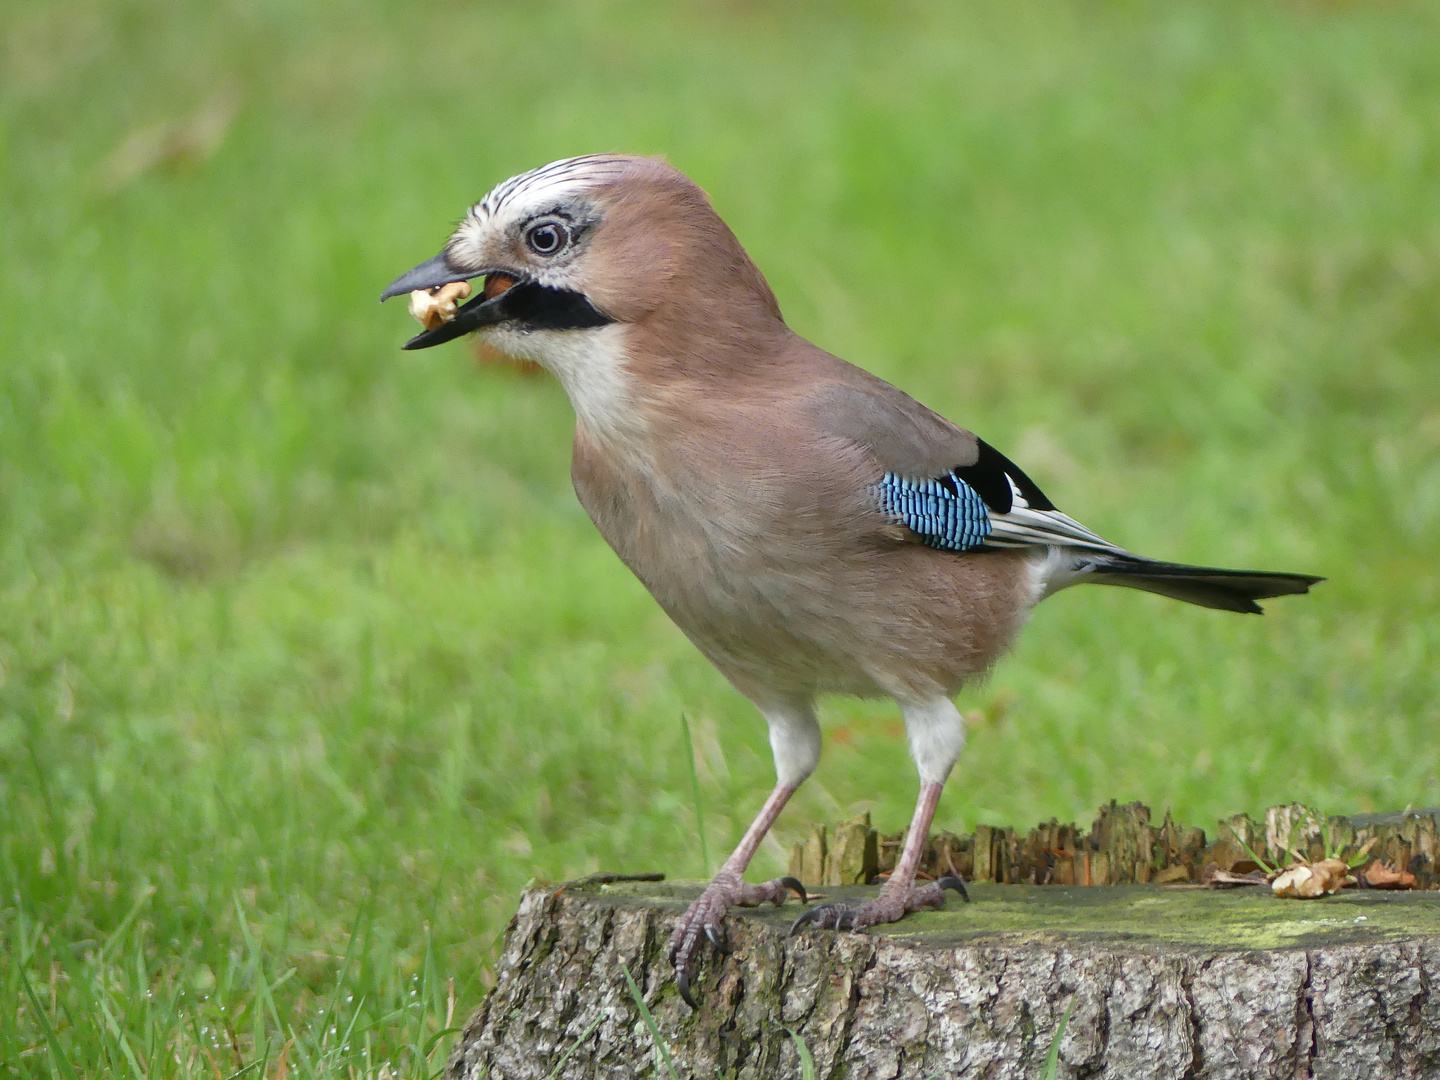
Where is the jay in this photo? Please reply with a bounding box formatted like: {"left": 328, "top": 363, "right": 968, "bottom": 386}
{"left": 382, "top": 154, "right": 1319, "bottom": 1007}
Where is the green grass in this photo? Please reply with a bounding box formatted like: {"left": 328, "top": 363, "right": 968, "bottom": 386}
{"left": 1041, "top": 998, "right": 1075, "bottom": 1080}
{"left": 785, "top": 1028, "right": 817, "bottom": 1080}
{"left": 622, "top": 965, "right": 680, "bottom": 1080}
{"left": 3, "top": 0, "right": 1439, "bottom": 1075}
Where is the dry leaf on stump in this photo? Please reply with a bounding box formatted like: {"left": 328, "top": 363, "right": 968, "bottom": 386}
{"left": 1361, "top": 859, "right": 1417, "bottom": 890}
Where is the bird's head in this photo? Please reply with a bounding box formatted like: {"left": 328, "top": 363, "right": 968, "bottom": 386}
{"left": 381, "top": 155, "right": 783, "bottom": 365}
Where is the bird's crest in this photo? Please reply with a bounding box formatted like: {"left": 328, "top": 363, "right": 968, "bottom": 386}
{"left": 467, "top": 155, "right": 636, "bottom": 225}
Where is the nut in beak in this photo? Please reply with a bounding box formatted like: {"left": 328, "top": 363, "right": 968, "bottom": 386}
{"left": 408, "top": 280, "right": 473, "bottom": 331}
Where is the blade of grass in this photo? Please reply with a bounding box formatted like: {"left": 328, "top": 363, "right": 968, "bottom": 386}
{"left": 783, "top": 1027, "right": 817, "bottom": 1080}
{"left": 232, "top": 894, "right": 269, "bottom": 1073}
{"left": 1342, "top": 835, "right": 1379, "bottom": 868}
{"left": 47, "top": 926, "right": 120, "bottom": 1074}
{"left": 680, "top": 713, "right": 710, "bottom": 876}
{"left": 318, "top": 887, "right": 373, "bottom": 1058}
{"left": 421, "top": 1026, "right": 466, "bottom": 1057}
{"left": 17, "top": 962, "right": 81, "bottom": 1080}
{"left": 95, "top": 994, "right": 149, "bottom": 1079}
{"left": 24, "top": 738, "right": 64, "bottom": 858}
{"left": 543, "top": 1014, "right": 604, "bottom": 1079}
{"left": 232, "top": 894, "right": 299, "bottom": 1073}
{"left": 335, "top": 995, "right": 367, "bottom": 1064}
{"left": 99, "top": 886, "right": 156, "bottom": 963}
{"left": 1041, "top": 997, "right": 1075, "bottom": 1080}
{"left": 620, "top": 963, "right": 679, "bottom": 1080}
{"left": 1231, "top": 833, "right": 1278, "bottom": 875}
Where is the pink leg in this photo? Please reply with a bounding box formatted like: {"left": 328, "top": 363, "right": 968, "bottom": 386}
{"left": 667, "top": 783, "right": 808, "bottom": 1007}
{"left": 790, "top": 780, "right": 968, "bottom": 934}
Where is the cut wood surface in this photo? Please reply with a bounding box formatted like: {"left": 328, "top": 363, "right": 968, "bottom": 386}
{"left": 447, "top": 878, "right": 1440, "bottom": 1080}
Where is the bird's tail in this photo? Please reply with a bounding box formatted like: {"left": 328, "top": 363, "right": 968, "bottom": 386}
{"left": 1075, "top": 552, "right": 1323, "bottom": 614}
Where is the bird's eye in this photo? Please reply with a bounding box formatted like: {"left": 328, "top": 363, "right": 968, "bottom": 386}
{"left": 525, "top": 221, "right": 568, "bottom": 256}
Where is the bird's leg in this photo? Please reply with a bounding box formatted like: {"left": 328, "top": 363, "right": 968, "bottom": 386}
{"left": 668, "top": 696, "right": 818, "bottom": 1007}
{"left": 792, "top": 696, "right": 970, "bottom": 935}
{"left": 791, "top": 781, "right": 967, "bottom": 934}
{"left": 667, "top": 782, "right": 807, "bottom": 1007}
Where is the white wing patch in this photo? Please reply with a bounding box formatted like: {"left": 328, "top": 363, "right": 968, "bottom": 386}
{"left": 983, "top": 475, "right": 1121, "bottom": 554}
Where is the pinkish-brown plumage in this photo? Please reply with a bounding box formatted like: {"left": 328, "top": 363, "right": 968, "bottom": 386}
{"left": 382, "top": 154, "right": 1320, "bottom": 1006}
{"left": 570, "top": 353, "right": 1040, "bottom": 705}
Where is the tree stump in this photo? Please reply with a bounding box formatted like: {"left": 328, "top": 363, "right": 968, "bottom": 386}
{"left": 446, "top": 878, "right": 1440, "bottom": 1080}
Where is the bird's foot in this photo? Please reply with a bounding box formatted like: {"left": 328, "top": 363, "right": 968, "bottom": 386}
{"left": 789, "top": 875, "right": 968, "bottom": 934}
{"left": 668, "top": 874, "right": 807, "bottom": 1009}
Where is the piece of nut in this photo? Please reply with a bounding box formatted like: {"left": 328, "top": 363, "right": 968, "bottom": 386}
{"left": 408, "top": 280, "right": 473, "bottom": 331}
{"left": 1272, "top": 858, "right": 1353, "bottom": 898}
{"left": 1271, "top": 864, "right": 1310, "bottom": 898}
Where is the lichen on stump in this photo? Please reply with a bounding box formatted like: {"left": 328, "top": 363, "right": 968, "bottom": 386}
{"left": 447, "top": 878, "right": 1440, "bottom": 1080}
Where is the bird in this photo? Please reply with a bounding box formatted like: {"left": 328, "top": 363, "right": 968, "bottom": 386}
{"left": 381, "top": 154, "right": 1321, "bottom": 1008}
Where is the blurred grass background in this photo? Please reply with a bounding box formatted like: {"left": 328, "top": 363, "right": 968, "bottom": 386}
{"left": 3, "top": 0, "right": 1439, "bottom": 1074}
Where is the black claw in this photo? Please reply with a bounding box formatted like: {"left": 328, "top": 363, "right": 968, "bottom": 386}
{"left": 789, "top": 904, "right": 834, "bottom": 936}
{"left": 936, "top": 875, "right": 971, "bottom": 903}
{"left": 676, "top": 968, "right": 697, "bottom": 1010}
{"left": 704, "top": 923, "right": 731, "bottom": 955}
{"left": 778, "top": 876, "right": 809, "bottom": 904}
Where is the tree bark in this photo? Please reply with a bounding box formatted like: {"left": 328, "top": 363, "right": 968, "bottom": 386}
{"left": 446, "top": 878, "right": 1440, "bottom": 1080}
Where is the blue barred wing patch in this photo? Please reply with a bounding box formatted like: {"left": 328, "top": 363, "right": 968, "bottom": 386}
{"left": 875, "top": 472, "right": 992, "bottom": 551}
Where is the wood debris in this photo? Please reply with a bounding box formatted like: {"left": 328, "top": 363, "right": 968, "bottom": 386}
{"left": 788, "top": 802, "right": 1440, "bottom": 890}
{"left": 1201, "top": 867, "right": 1269, "bottom": 888}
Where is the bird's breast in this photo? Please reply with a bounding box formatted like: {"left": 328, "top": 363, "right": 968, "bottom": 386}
{"left": 569, "top": 420, "right": 1039, "bottom": 698}
{"left": 572, "top": 421, "right": 879, "bottom": 645}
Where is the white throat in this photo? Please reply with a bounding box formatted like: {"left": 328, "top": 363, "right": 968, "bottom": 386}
{"left": 485, "top": 323, "right": 645, "bottom": 447}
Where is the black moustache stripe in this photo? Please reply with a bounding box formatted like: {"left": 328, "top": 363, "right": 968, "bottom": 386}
{"left": 502, "top": 282, "right": 614, "bottom": 332}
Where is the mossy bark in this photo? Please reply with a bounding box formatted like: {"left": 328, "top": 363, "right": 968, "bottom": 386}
{"left": 446, "top": 880, "right": 1440, "bottom": 1080}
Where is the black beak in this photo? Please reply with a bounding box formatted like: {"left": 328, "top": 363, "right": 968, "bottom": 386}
{"left": 382, "top": 249, "right": 615, "bottom": 350}
{"left": 380, "top": 250, "right": 518, "bottom": 350}
{"left": 379, "top": 252, "right": 479, "bottom": 302}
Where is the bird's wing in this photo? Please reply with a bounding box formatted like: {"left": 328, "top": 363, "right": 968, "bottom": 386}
{"left": 804, "top": 376, "right": 1121, "bottom": 555}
